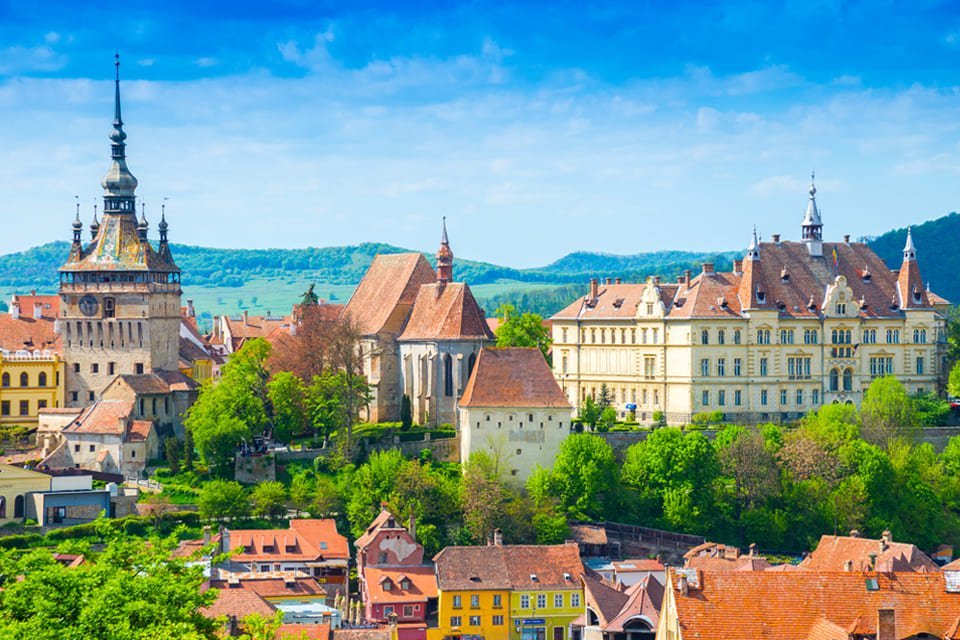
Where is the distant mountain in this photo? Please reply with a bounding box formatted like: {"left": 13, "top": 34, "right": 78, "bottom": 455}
{"left": 865, "top": 212, "right": 960, "bottom": 304}
{"left": 0, "top": 213, "right": 954, "bottom": 318}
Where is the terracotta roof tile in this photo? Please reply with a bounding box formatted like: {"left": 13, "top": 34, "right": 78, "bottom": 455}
{"left": 604, "top": 576, "right": 662, "bottom": 632}
{"left": 127, "top": 420, "right": 153, "bottom": 442}
{"left": 277, "top": 623, "right": 330, "bottom": 640}
{"left": 398, "top": 282, "right": 495, "bottom": 341}
{"left": 9, "top": 294, "right": 60, "bottom": 319}
{"left": 63, "top": 400, "right": 134, "bottom": 436}
{"left": 459, "top": 348, "right": 571, "bottom": 409}
{"left": 229, "top": 519, "right": 349, "bottom": 563}
{"left": 209, "top": 576, "right": 327, "bottom": 598}
{"left": 800, "top": 534, "right": 938, "bottom": 573}
{"left": 582, "top": 574, "right": 629, "bottom": 627}
{"left": 344, "top": 253, "right": 436, "bottom": 336}
{"left": 434, "top": 543, "right": 583, "bottom": 591}
{"left": 355, "top": 508, "right": 404, "bottom": 552}
{"left": 202, "top": 585, "right": 276, "bottom": 620}
{"left": 332, "top": 628, "right": 392, "bottom": 640}
{"left": 569, "top": 523, "right": 608, "bottom": 546}
{"left": 667, "top": 569, "right": 960, "bottom": 640}
{"left": 364, "top": 565, "right": 437, "bottom": 604}
{"left": 0, "top": 314, "right": 61, "bottom": 353}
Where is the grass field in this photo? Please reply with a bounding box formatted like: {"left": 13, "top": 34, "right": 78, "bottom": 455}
{"left": 2, "top": 278, "right": 571, "bottom": 333}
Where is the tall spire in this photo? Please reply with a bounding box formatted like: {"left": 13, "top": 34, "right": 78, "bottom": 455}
{"left": 72, "top": 196, "right": 83, "bottom": 244}
{"left": 801, "top": 171, "right": 823, "bottom": 257}
{"left": 903, "top": 226, "right": 916, "bottom": 262}
{"left": 90, "top": 202, "right": 100, "bottom": 239}
{"left": 101, "top": 53, "right": 138, "bottom": 207}
{"left": 436, "top": 217, "right": 454, "bottom": 284}
{"left": 745, "top": 225, "right": 760, "bottom": 261}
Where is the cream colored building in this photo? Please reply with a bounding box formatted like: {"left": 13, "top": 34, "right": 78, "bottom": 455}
{"left": 551, "top": 181, "right": 949, "bottom": 425}
{"left": 0, "top": 463, "right": 51, "bottom": 523}
{"left": 458, "top": 348, "right": 573, "bottom": 482}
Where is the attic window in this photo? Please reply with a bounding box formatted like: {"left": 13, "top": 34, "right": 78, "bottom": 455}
{"left": 400, "top": 579, "right": 411, "bottom": 590}
{"left": 756, "top": 288, "right": 766, "bottom": 304}
{"left": 862, "top": 268, "right": 872, "bottom": 283}
{"left": 780, "top": 267, "right": 790, "bottom": 283}
{"left": 530, "top": 574, "right": 538, "bottom": 582}
{"left": 469, "top": 576, "right": 481, "bottom": 582}
{"left": 320, "top": 542, "right": 328, "bottom": 550}
{"left": 612, "top": 298, "right": 624, "bottom": 309}
{"left": 563, "top": 573, "right": 572, "bottom": 581}
{"left": 912, "top": 287, "right": 922, "bottom": 304}
{"left": 383, "top": 580, "right": 393, "bottom": 591}
{"left": 262, "top": 544, "right": 274, "bottom": 552}
{"left": 865, "top": 578, "right": 880, "bottom": 591}
{"left": 674, "top": 298, "right": 685, "bottom": 308}
{"left": 775, "top": 300, "right": 786, "bottom": 311}
{"left": 285, "top": 544, "right": 297, "bottom": 553}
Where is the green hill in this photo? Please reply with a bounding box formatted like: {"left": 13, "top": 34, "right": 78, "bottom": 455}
{"left": 1, "top": 213, "right": 954, "bottom": 321}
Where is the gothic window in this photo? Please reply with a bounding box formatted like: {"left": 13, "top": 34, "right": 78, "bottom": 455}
{"left": 38, "top": 372, "right": 47, "bottom": 387}
{"left": 19, "top": 372, "right": 28, "bottom": 387}
{"left": 718, "top": 329, "right": 725, "bottom": 345}
{"left": 733, "top": 329, "right": 742, "bottom": 345}
{"left": 443, "top": 354, "right": 453, "bottom": 397}
{"left": 701, "top": 329, "right": 709, "bottom": 345}
{"left": 842, "top": 368, "right": 853, "bottom": 392}
{"left": 829, "top": 368, "right": 839, "bottom": 392}
{"left": 1, "top": 373, "right": 8, "bottom": 388}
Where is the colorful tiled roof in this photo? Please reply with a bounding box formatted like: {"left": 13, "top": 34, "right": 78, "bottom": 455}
{"left": 800, "top": 534, "right": 938, "bottom": 573}
{"left": 398, "top": 282, "right": 495, "bottom": 341}
{"left": 61, "top": 213, "right": 179, "bottom": 273}
{"left": 665, "top": 569, "right": 960, "bottom": 640}
{"left": 344, "top": 253, "right": 436, "bottom": 337}
{"left": 434, "top": 543, "right": 583, "bottom": 591}
{"left": 364, "top": 565, "right": 437, "bottom": 604}
{"left": 459, "top": 347, "right": 571, "bottom": 409}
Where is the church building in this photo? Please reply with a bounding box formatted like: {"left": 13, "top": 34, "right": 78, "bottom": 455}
{"left": 344, "top": 221, "right": 495, "bottom": 426}
{"left": 55, "top": 56, "right": 195, "bottom": 440}
{"left": 551, "top": 177, "right": 950, "bottom": 425}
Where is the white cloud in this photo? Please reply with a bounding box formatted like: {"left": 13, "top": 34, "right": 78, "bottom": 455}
{"left": 195, "top": 57, "right": 218, "bottom": 68}
{"left": 0, "top": 45, "right": 67, "bottom": 75}
{"left": 44, "top": 32, "right": 60, "bottom": 45}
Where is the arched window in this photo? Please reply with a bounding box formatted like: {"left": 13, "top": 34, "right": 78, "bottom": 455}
{"left": 0, "top": 497, "right": 5, "bottom": 519}
{"left": 1, "top": 373, "right": 8, "bottom": 388}
{"left": 843, "top": 368, "right": 854, "bottom": 392}
{"left": 443, "top": 354, "right": 453, "bottom": 397}
{"left": 38, "top": 372, "right": 47, "bottom": 387}
{"left": 701, "top": 329, "right": 709, "bottom": 345}
{"left": 467, "top": 352, "right": 477, "bottom": 379}
{"left": 829, "top": 368, "right": 839, "bottom": 392}
{"left": 19, "top": 372, "right": 28, "bottom": 387}
{"left": 13, "top": 495, "right": 24, "bottom": 519}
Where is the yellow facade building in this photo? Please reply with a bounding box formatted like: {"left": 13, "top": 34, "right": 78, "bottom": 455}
{"left": 0, "top": 295, "right": 65, "bottom": 430}
{"left": 431, "top": 539, "right": 585, "bottom": 640}
{"left": 0, "top": 463, "right": 51, "bottom": 523}
{"left": 551, "top": 181, "right": 949, "bottom": 425}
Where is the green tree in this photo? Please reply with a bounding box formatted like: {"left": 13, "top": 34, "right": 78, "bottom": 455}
{"left": 300, "top": 283, "right": 319, "bottom": 306}
{"left": 547, "top": 434, "right": 621, "bottom": 520}
{"left": 860, "top": 376, "right": 918, "bottom": 447}
{"left": 949, "top": 361, "right": 960, "bottom": 398}
{"left": 493, "top": 303, "right": 552, "bottom": 360}
{"left": 267, "top": 372, "right": 308, "bottom": 443}
{"left": 400, "top": 394, "right": 413, "bottom": 431}
{"left": 598, "top": 406, "right": 617, "bottom": 432}
{"left": 597, "top": 384, "right": 614, "bottom": 409}
{"left": 0, "top": 534, "right": 220, "bottom": 639}
{"left": 197, "top": 479, "right": 250, "bottom": 521}
{"left": 251, "top": 481, "right": 288, "bottom": 519}
{"left": 578, "top": 396, "right": 600, "bottom": 429}
{"left": 164, "top": 436, "right": 183, "bottom": 474}
{"left": 289, "top": 473, "right": 314, "bottom": 516}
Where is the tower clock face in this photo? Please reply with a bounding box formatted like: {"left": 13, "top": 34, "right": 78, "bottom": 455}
{"left": 79, "top": 295, "right": 99, "bottom": 317}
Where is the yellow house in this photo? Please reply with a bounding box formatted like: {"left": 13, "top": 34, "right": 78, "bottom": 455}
{"left": 431, "top": 538, "right": 585, "bottom": 640}
{"left": 0, "top": 463, "right": 51, "bottom": 522}
{"left": 0, "top": 297, "right": 65, "bottom": 430}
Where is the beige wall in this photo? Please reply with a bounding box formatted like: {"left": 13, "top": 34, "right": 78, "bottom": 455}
{"left": 0, "top": 464, "right": 50, "bottom": 523}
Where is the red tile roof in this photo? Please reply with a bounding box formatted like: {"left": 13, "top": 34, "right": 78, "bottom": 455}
{"left": 612, "top": 559, "right": 665, "bottom": 573}
{"left": 202, "top": 585, "right": 276, "bottom": 620}
{"left": 604, "top": 576, "right": 662, "bottom": 632}
{"left": 800, "top": 534, "right": 938, "bottom": 573}
{"left": 459, "top": 348, "right": 570, "bottom": 409}
{"left": 10, "top": 294, "right": 60, "bottom": 319}
{"left": 665, "top": 569, "right": 960, "bottom": 640}
{"left": 344, "top": 253, "right": 436, "bottom": 336}
{"left": 0, "top": 314, "right": 61, "bottom": 353}
{"left": 209, "top": 576, "right": 327, "bottom": 599}
{"left": 434, "top": 543, "right": 583, "bottom": 591}
{"left": 355, "top": 508, "right": 405, "bottom": 552}
{"left": 63, "top": 400, "right": 134, "bottom": 436}
{"left": 398, "top": 282, "right": 494, "bottom": 342}
{"left": 364, "top": 565, "right": 438, "bottom": 604}
{"left": 582, "top": 574, "right": 629, "bottom": 627}
{"left": 277, "top": 623, "right": 331, "bottom": 640}
{"left": 229, "top": 519, "right": 349, "bottom": 563}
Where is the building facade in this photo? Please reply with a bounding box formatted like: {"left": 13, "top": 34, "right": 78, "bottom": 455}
{"left": 551, "top": 180, "right": 949, "bottom": 425}
{"left": 344, "top": 221, "right": 495, "bottom": 426}
{"left": 58, "top": 56, "right": 183, "bottom": 414}
{"left": 459, "top": 348, "right": 573, "bottom": 482}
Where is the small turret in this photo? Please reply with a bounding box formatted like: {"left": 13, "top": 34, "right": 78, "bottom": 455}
{"left": 72, "top": 200, "right": 83, "bottom": 245}
{"left": 745, "top": 225, "right": 760, "bottom": 261}
{"left": 436, "top": 217, "right": 453, "bottom": 284}
{"left": 801, "top": 172, "right": 823, "bottom": 257}
{"left": 90, "top": 204, "right": 100, "bottom": 239}
{"left": 902, "top": 226, "right": 916, "bottom": 262}
{"left": 137, "top": 203, "right": 148, "bottom": 241}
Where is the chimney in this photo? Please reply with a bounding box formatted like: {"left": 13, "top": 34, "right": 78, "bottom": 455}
{"left": 868, "top": 552, "right": 877, "bottom": 571}
{"left": 877, "top": 609, "right": 895, "bottom": 640}
{"left": 219, "top": 525, "right": 231, "bottom": 555}
{"left": 187, "top": 299, "right": 195, "bottom": 318}
{"left": 604, "top": 277, "right": 611, "bottom": 285}
{"left": 242, "top": 310, "right": 249, "bottom": 325}
{"left": 843, "top": 559, "right": 853, "bottom": 572}
{"left": 678, "top": 573, "right": 689, "bottom": 596}
{"left": 849, "top": 529, "right": 860, "bottom": 538}
{"left": 843, "top": 234, "right": 850, "bottom": 243}
{"left": 733, "top": 259, "right": 743, "bottom": 274}
{"left": 33, "top": 302, "right": 42, "bottom": 320}
{"left": 702, "top": 263, "right": 714, "bottom": 275}
{"left": 881, "top": 530, "right": 892, "bottom": 545}
{"left": 203, "top": 525, "right": 212, "bottom": 544}
{"left": 614, "top": 277, "right": 622, "bottom": 285}
{"left": 10, "top": 298, "right": 19, "bottom": 320}
{"left": 684, "top": 270, "right": 692, "bottom": 289}
{"left": 408, "top": 513, "right": 417, "bottom": 543}
{"left": 771, "top": 234, "right": 780, "bottom": 244}
{"left": 493, "top": 528, "right": 503, "bottom": 547}
{"left": 748, "top": 543, "right": 756, "bottom": 557}
{"left": 589, "top": 278, "right": 598, "bottom": 301}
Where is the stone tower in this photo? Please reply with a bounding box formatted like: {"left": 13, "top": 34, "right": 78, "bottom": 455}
{"left": 59, "top": 55, "right": 182, "bottom": 406}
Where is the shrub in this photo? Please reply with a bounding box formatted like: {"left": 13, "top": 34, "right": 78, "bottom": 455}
{"left": 652, "top": 410, "right": 666, "bottom": 427}
{"left": 0, "top": 533, "right": 42, "bottom": 549}
{"left": 152, "top": 467, "right": 172, "bottom": 478}
{"left": 691, "top": 411, "right": 724, "bottom": 426}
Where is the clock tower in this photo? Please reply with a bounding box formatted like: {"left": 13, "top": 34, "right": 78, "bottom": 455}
{"left": 59, "top": 55, "right": 182, "bottom": 407}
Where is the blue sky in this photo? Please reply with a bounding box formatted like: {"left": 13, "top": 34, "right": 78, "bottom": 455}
{"left": 1, "top": 0, "right": 959, "bottom": 267}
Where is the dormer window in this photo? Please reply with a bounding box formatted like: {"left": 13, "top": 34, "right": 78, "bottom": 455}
{"left": 862, "top": 267, "right": 872, "bottom": 283}
{"left": 613, "top": 298, "right": 624, "bottom": 309}
{"left": 835, "top": 303, "right": 846, "bottom": 315}
{"left": 383, "top": 579, "right": 393, "bottom": 591}
{"left": 530, "top": 574, "right": 538, "bottom": 582}
{"left": 912, "top": 287, "right": 923, "bottom": 304}
{"left": 780, "top": 267, "right": 790, "bottom": 283}
{"left": 756, "top": 287, "right": 766, "bottom": 304}
{"left": 400, "top": 579, "right": 411, "bottom": 590}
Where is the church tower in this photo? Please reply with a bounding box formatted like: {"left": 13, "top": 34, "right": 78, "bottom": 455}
{"left": 59, "top": 55, "right": 182, "bottom": 406}
{"left": 801, "top": 172, "right": 823, "bottom": 257}
{"left": 436, "top": 217, "right": 454, "bottom": 284}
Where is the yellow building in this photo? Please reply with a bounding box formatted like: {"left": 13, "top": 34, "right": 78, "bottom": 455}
{"left": 431, "top": 538, "right": 584, "bottom": 640}
{"left": 0, "top": 295, "right": 65, "bottom": 430}
{"left": 551, "top": 181, "right": 949, "bottom": 425}
{"left": 0, "top": 463, "right": 51, "bottom": 523}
